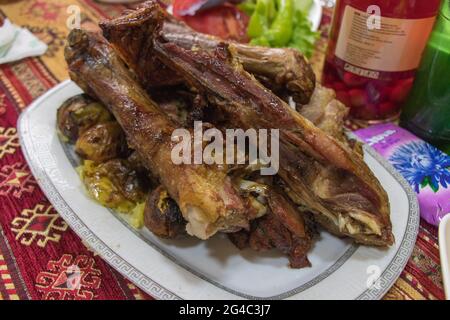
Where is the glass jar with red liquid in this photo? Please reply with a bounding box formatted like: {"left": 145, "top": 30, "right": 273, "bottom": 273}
{"left": 323, "top": 0, "right": 441, "bottom": 124}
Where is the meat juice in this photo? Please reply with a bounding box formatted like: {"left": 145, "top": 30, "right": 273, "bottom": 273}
{"left": 323, "top": 0, "right": 441, "bottom": 124}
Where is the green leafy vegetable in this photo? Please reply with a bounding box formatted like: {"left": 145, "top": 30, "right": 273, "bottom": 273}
{"left": 240, "top": 0, "right": 319, "bottom": 57}
{"left": 238, "top": 0, "right": 256, "bottom": 15}
{"left": 290, "top": 8, "right": 320, "bottom": 57}
{"left": 294, "top": 0, "right": 313, "bottom": 13}
{"left": 265, "top": 0, "right": 294, "bottom": 47}
{"left": 247, "top": 0, "right": 276, "bottom": 39}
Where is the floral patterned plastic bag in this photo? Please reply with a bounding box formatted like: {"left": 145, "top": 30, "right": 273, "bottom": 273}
{"left": 355, "top": 123, "right": 450, "bottom": 226}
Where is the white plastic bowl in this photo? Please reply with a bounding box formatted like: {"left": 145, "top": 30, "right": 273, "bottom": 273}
{"left": 439, "top": 214, "right": 450, "bottom": 300}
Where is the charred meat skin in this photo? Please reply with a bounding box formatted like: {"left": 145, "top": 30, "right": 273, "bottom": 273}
{"left": 99, "top": 1, "right": 315, "bottom": 104}
{"left": 161, "top": 18, "right": 316, "bottom": 104}
{"left": 152, "top": 41, "right": 393, "bottom": 246}
{"left": 65, "top": 29, "right": 253, "bottom": 240}
{"left": 97, "top": 3, "right": 180, "bottom": 91}
{"left": 98, "top": 2, "right": 393, "bottom": 247}
{"left": 144, "top": 186, "right": 186, "bottom": 239}
{"left": 229, "top": 189, "right": 312, "bottom": 269}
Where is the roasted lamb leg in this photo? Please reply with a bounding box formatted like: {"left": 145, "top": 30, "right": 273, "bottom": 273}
{"left": 144, "top": 185, "right": 187, "bottom": 239}
{"left": 297, "top": 84, "right": 363, "bottom": 155}
{"left": 229, "top": 188, "right": 313, "bottom": 268}
{"left": 152, "top": 41, "right": 393, "bottom": 246}
{"left": 100, "top": 1, "right": 350, "bottom": 144}
{"left": 65, "top": 29, "right": 256, "bottom": 240}
{"left": 99, "top": 1, "right": 316, "bottom": 104}
{"left": 161, "top": 17, "right": 316, "bottom": 104}
{"left": 144, "top": 178, "right": 313, "bottom": 267}
{"left": 98, "top": 2, "right": 393, "bottom": 246}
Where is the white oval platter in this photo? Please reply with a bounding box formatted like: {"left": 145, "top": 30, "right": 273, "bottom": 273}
{"left": 18, "top": 80, "right": 419, "bottom": 300}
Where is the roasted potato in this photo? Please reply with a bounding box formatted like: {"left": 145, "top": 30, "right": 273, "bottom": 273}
{"left": 75, "top": 122, "right": 128, "bottom": 163}
{"left": 79, "top": 159, "right": 148, "bottom": 211}
{"left": 144, "top": 186, "right": 186, "bottom": 238}
{"left": 79, "top": 160, "right": 135, "bottom": 212}
{"left": 99, "top": 159, "right": 149, "bottom": 203}
{"left": 57, "top": 94, "right": 112, "bottom": 142}
{"left": 127, "top": 151, "right": 158, "bottom": 188}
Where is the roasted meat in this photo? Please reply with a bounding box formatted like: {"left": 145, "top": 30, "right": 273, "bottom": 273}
{"left": 229, "top": 188, "right": 312, "bottom": 268}
{"left": 156, "top": 43, "right": 393, "bottom": 245}
{"left": 99, "top": 1, "right": 316, "bottom": 104}
{"left": 65, "top": 29, "right": 256, "bottom": 240}
{"left": 297, "top": 84, "right": 363, "bottom": 155}
{"left": 97, "top": 2, "right": 394, "bottom": 246}
{"left": 144, "top": 185, "right": 187, "bottom": 239}
{"left": 161, "top": 17, "right": 316, "bottom": 104}
{"left": 297, "top": 84, "right": 349, "bottom": 141}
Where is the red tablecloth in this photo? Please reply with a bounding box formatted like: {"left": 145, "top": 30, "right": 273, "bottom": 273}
{"left": 0, "top": 0, "right": 445, "bottom": 300}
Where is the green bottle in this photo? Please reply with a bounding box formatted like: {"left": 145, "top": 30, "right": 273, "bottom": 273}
{"left": 400, "top": 0, "right": 450, "bottom": 154}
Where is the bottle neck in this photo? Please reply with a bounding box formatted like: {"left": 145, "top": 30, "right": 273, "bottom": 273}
{"left": 440, "top": 0, "right": 450, "bottom": 19}
{"left": 432, "top": 1, "right": 450, "bottom": 52}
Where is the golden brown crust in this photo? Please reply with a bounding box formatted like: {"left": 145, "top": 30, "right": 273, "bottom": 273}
{"left": 99, "top": 1, "right": 316, "bottom": 104}
{"left": 65, "top": 29, "right": 252, "bottom": 240}
{"left": 71, "top": 2, "right": 394, "bottom": 249}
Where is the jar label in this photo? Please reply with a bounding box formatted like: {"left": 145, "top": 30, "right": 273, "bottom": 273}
{"left": 335, "top": 6, "right": 436, "bottom": 73}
